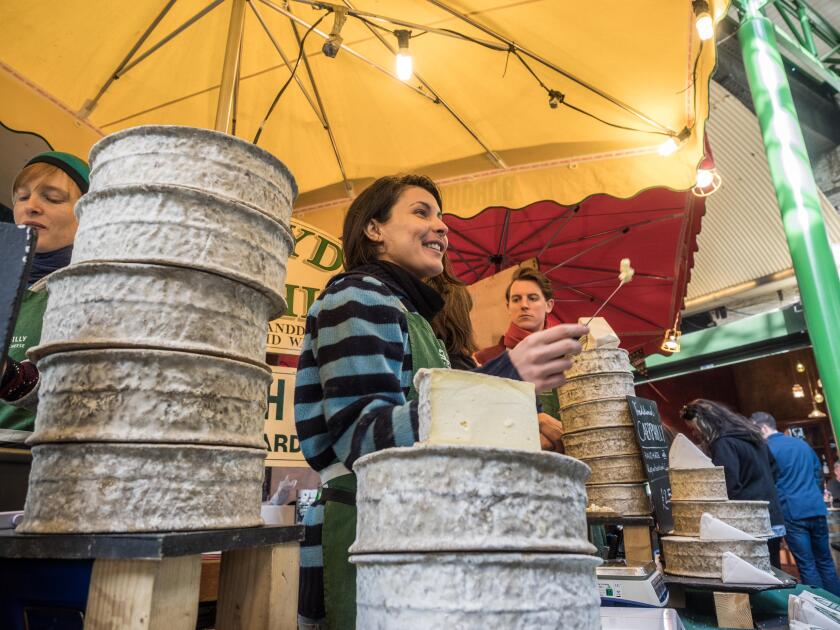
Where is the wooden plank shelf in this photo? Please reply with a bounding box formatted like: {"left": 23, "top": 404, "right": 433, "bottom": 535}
{"left": 0, "top": 525, "right": 304, "bottom": 630}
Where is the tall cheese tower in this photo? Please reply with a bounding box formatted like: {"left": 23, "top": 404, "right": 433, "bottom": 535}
{"left": 559, "top": 318, "right": 652, "bottom": 516}
{"left": 18, "top": 126, "right": 296, "bottom": 533}
{"left": 350, "top": 369, "right": 601, "bottom": 629}
{"left": 662, "top": 435, "right": 773, "bottom": 578}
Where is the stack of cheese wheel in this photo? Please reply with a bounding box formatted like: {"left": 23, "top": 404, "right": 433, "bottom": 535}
{"left": 662, "top": 458, "right": 773, "bottom": 578}
{"left": 559, "top": 347, "right": 651, "bottom": 516}
{"left": 349, "top": 370, "right": 602, "bottom": 629}
{"left": 18, "top": 126, "right": 296, "bottom": 533}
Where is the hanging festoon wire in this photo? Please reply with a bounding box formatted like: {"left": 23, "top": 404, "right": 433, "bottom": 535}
{"left": 247, "top": 0, "right": 702, "bottom": 152}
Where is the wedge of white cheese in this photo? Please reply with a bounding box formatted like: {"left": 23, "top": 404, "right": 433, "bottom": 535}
{"left": 414, "top": 368, "right": 541, "bottom": 451}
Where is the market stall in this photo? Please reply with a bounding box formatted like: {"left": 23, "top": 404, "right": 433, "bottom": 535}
{"left": 4, "top": 0, "right": 840, "bottom": 628}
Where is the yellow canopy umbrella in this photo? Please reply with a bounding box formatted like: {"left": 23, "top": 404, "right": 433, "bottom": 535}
{"left": 0, "top": 0, "right": 726, "bottom": 220}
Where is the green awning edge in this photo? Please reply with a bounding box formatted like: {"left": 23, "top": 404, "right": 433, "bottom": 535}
{"left": 637, "top": 305, "right": 809, "bottom": 384}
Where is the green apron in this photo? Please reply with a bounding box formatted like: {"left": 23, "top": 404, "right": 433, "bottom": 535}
{"left": 322, "top": 309, "right": 450, "bottom": 630}
{"left": 0, "top": 288, "right": 48, "bottom": 432}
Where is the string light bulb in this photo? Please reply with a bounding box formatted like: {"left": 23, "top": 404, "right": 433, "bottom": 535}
{"left": 395, "top": 30, "right": 413, "bottom": 81}
{"left": 661, "top": 328, "right": 682, "bottom": 353}
{"left": 548, "top": 89, "right": 564, "bottom": 109}
{"left": 815, "top": 392, "right": 825, "bottom": 404}
{"left": 658, "top": 128, "right": 691, "bottom": 157}
{"left": 792, "top": 384, "right": 805, "bottom": 398}
{"left": 696, "top": 169, "right": 714, "bottom": 188}
{"left": 692, "top": 135, "right": 721, "bottom": 196}
{"left": 693, "top": 0, "right": 715, "bottom": 41}
{"left": 809, "top": 401, "right": 827, "bottom": 418}
{"left": 692, "top": 167, "right": 721, "bottom": 196}
{"left": 321, "top": 8, "right": 348, "bottom": 58}
{"left": 796, "top": 362, "right": 806, "bottom": 373}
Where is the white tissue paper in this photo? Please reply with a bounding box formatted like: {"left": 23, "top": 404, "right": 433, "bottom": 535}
{"left": 789, "top": 592, "right": 840, "bottom": 629}
{"left": 800, "top": 591, "right": 840, "bottom": 614}
{"left": 700, "top": 513, "right": 758, "bottom": 541}
{"left": 669, "top": 433, "right": 714, "bottom": 469}
{"left": 721, "top": 551, "right": 782, "bottom": 584}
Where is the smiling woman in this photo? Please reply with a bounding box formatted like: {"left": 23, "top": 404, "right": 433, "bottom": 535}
{"left": 1, "top": 151, "right": 89, "bottom": 436}
{"left": 294, "top": 174, "right": 588, "bottom": 629}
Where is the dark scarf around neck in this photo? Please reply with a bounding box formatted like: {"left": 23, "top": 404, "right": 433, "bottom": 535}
{"left": 350, "top": 260, "right": 444, "bottom": 322}
{"left": 29, "top": 245, "right": 73, "bottom": 286}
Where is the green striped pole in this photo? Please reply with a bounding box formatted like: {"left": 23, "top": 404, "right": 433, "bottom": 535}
{"left": 738, "top": 0, "right": 840, "bottom": 434}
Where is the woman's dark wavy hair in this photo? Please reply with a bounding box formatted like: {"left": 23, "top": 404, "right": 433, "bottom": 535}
{"left": 680, "top": 399, "right": 764, "bottom": 448}
{"left": 425, "top": 255, "right": 478, "bottom": 358}
{"left": 341, "top": 174, "right": 442, "bottom": 270}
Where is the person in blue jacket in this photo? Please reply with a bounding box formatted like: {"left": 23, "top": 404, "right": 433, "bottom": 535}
{"left": 752, "top": 411, "right": 840, "bottom": 595}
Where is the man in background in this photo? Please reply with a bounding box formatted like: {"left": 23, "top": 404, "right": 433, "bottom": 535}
{"left": 828, "top": 461, "right": 840, "bottom": 508}
{"left": 753, "top": 411, "right": 840, "bottom": 595}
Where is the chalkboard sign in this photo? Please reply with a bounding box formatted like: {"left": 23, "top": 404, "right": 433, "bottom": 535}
{"left": 627, "top": 395, "right": 674, "bottom": 533}
{"left": 0, "top": 225, "right": 37, "bottom": 360}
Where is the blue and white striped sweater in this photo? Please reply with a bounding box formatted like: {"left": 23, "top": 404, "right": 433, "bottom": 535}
{"left": 295, "top": 273, "right": 419, "bottom": 474}
{"left": 294, "top": 271, "right": 519, "bottom": 620}
{"left": 294, "top": 272, "right": 419, "bottom": 621}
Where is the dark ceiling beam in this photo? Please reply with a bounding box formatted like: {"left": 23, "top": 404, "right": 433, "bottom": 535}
{"left": 715, "top": 17, "right": 840, "bottom": 161}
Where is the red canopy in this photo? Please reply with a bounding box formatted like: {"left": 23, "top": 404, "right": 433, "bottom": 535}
{"left": 444, "top": 188, "right": 706, "bottom": 358}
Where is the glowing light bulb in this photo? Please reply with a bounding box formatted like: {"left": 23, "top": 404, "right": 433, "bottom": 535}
{"left": 815, "top": 392, "right": 825, "bottom": 404}
{"left": 696, "top": 168, "right": 715, "bottom": 188}
{"left": 396, "top": 53, "right": 413, "bottom": 81}
{"left": 661, "top": 329, "right": 681, "bottom": 353}
{"left": 696, "top": 13, "right": 714, "bottom": 40}
{"left": 658, "top": 137, "right": 680, "bottom": 157}
{"left": 796, "top": 362, "right": 806, "bottom": 373}
{"left": 395, "top": 30, "right": 412, "bottom": 81}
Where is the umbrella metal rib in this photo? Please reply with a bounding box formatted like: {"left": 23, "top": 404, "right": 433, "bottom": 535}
{"left": 516, "top": 212, "right": 683, "bottom": 260}
{"left": 542, "top": 230, "right": 629, "bottom": 275}
{"left": 121, "top": 0, "right": 227, "bottom": 77}
{"left": 564, "top": 285, "right": 662, "bottom": 329}
{"left": 444, "top": 223, "right": 496, "bottom": 258}
{"left": 288, "top": 16, "right": 353, "bottom": 194}
{"left": 341, "top": 0, "right": 506, "bottom": 170}
{"left": 517, "top": 205, "right": 579, "bottom": 257}
{"left": 424, "top": 0, "right": 675, "bottom": 135}
{"left": 248, "top": 0, "right": 326, "bottom": 126}
{"left": 290, "top": 0, "right": 507, "bottom": 50}
{"left": 78, "top": 0, "right": 179, "bottom": 117}
{"left": 260, "top": 0, "right": 436, "bottom": 101}
{"left": 549, "top": 263, "right": 672, "bottom": 282}
{"left": 448, "top": 247, "right": 487, "bottom": 282}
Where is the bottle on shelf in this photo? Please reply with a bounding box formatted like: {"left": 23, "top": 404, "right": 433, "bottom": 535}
{"left": 823, "top": 454, "right": 831, "bottom": 476}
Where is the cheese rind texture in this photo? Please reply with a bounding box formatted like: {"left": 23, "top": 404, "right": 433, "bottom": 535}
{"left": 415, "top": 368, "right": 540, "bottom": 451}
